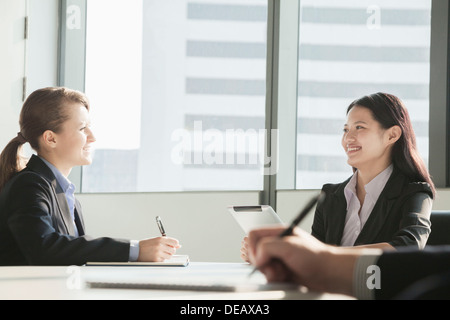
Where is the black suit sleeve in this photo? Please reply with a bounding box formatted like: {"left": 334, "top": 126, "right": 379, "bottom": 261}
{"left": 388, "top": 190, "right": 432, "bottom": 249}
{"left": 375, "top": 246, "right": 450, "bottom": 299}
{"left": 311, "top": 197, "right": 326, "bottom": 242}
{"left": 6, "top": 173, "right": 130, "bottom": 266}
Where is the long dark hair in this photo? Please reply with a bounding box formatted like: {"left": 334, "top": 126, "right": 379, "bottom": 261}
{"left": 347, "top": 92, "right": 435, "bottom": 198}
{"left": 0, "top": 87, "right": 90, "bottom": 192}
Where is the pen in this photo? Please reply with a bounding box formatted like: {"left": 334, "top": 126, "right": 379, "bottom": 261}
{"left": 156, "top": 216, "right": 166, "bottom": 236}
{"left": 248, "top": 191, "right": 326, "bottom": 277}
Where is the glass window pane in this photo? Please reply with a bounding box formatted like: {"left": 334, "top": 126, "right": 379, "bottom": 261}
{"left": 83, "top": 0, "right": 268, "bottom": 192}
{"left": 296, "top": 0, "right": 431, "bottom": 189}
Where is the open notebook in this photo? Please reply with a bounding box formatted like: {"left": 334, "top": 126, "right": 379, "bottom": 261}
{"left": 86, "top": 281, "right": 299, "bottom": 292}
{"left": 85, "top": 255, "right": 189, "bottom": 267}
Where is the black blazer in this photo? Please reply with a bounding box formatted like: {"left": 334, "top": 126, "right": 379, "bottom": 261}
{"left": 311, "top": 167, "right": 433, "bottom": 249}
{"left": 0, "top": 155, "right": 130, "bottom": 266}
{"left": 376, "top": 246, "right": 450, "bottom": 299}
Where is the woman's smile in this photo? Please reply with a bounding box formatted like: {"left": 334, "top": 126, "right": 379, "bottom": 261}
{"left": 346, "top": 145, "right": 362, "bottom": 154}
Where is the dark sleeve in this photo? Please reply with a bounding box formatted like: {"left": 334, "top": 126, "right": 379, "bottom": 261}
{"left": 311, "top": 186, "right": 327, "bottom": 242}
{"left": 6, "top": 174, "right": 130, "bottom": 266}
{"left": 388, "top": 190, "right": 432, "bottom": 249}
{"left": 375, "top": 246, "right": 450, "bottom": 299}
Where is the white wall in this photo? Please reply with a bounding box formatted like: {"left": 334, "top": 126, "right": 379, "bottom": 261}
{"left": 0, "top": 0, "right": 26, "bottom": 148}
{"left": 77, "top": 191, "right": 259, "bottom": 262}
{"left": 26, "top": 0, "right": 59, "bottom": 92}
{"left": 0, "top": 0, "right": 58, "bottom": 151}
{"left": 74, "top": 187, "right": 450, "bottom": 263}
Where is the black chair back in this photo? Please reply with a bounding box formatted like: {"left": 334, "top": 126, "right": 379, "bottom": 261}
{"left": 427, "top": 211, "right": 450, "bottom": 246}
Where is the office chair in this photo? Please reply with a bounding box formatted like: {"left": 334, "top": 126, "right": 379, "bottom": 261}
{"left": 394, "top": 270, "right": 450, "bottom": 300}
{"left": 427, "top": 211, "right": 450, "bottom": 246}
{"left": 392, "top": 211, "right": 450, "bottom": 299}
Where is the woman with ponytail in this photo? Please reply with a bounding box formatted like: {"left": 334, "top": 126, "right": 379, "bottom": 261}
{"left": 0, "top": 87, "right": 180, "bottom": 265}
{"left": 0, "top": 132, "right": 28, "bottom": 192}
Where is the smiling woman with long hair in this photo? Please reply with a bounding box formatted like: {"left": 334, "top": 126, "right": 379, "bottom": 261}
{"left": 311, "top": 92, "right": 435, "bottom": 250}
{"left": 239, "top": 93, "right": 435, "bottom": 262}
{"left": 240, "top": 93, "right": 435, "bottom": 262}
{"left": 0, "top": 87, "right": 180, "bottom": 265}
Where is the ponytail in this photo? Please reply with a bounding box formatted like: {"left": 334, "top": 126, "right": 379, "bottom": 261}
{"left": 0, "top": 133, "right": 28, "bottom": 192}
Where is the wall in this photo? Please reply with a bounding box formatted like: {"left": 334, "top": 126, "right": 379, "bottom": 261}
{"left": 75, "top": 187, "right": 450, "bottom": 263}
{"left": 26, "top": 0, "right": 59, "bottom": 92}
{"left": 77, "top": 191, "right": 260, "bottom": 262}
{"left": 0, "top": 0, "right": 58, "bottom": 149}
{"left": 0, "top": 0, "right": 26, "bottom": 148}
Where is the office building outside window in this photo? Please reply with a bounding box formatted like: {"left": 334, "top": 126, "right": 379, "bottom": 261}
{"left": 84, "top": 0, "right": 268, "bottom": 192}
{"left": 82, "top": 0, "right": 431, "bottom": 192}
{"left": 296, "top": 0, "right": 431, "bottom": 189}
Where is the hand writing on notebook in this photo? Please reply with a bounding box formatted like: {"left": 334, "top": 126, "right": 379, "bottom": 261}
{"left": 138, "top": 237, "right": 181, "bottom": 262}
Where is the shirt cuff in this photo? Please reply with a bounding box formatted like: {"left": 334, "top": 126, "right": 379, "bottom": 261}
{"left": 129, "top": 240, "right": 140, "bottom": 262}
{"left": 353, "top": 251, "right": 382, "bottom": 300}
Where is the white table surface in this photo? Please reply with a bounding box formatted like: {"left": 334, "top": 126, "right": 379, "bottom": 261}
{"left": 0, "top": 262, "right": 353, "bottom": 300}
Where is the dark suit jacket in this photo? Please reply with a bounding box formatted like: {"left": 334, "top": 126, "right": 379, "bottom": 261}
{"left": 311, "top": 167, "right": 433, "bottom": 249}
{"left": 376, "top": 246, "right": 450, "bottom": 299}
{"left": 0, "top": 155, "right": 130, "bottom": 266}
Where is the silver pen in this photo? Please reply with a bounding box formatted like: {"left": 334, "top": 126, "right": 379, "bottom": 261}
{"left": 155, "top": 216, "right": 167, "bottom": 236}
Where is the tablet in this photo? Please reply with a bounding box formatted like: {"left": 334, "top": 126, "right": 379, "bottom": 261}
{"left": 228, "top": 205, "right": 284, "bottom": 234}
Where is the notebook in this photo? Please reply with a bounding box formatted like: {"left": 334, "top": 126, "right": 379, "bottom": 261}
{"left": 85, "top": 255, "right": 189, "bottom": 267}
{"left": 86, "top": 280, "right": 299, "bottom": 292}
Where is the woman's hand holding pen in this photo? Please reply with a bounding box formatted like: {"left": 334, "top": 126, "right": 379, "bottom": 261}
{"left": 136, "top": 216, "right": 181, "bottom": 262}
{"left": 137, "top": 237, "right": 181, "bottom": 262}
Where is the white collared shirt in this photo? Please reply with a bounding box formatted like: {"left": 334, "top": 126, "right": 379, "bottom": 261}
{"left": 39, "top": 156, "right": 79, "bottom": 237}
{"left": 341, "top": 164, "right": 393, "bottom": 246}
{"left": 38, "top": 156, "right": 140, "bottom": 261}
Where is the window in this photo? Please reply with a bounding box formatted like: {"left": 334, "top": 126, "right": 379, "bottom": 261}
{"left": 296, "top": 0, "right": 432, "bottom": 188}
{"left": 63, "top": 0, "right": 441, "bottom": 195}
{"left": 83, "top": 0, "right": 268, "bottom": 192}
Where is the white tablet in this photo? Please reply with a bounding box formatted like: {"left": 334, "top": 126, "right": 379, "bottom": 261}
{"left": 228, "top": 205, "right": 284, "bottom": 234}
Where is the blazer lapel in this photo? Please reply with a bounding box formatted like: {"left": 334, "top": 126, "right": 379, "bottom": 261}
{"left": 25, "top": 155, "right": 77, "bottom": 236}
{"left": 51, "top": 178, "right": 78, "bottom": 236}
{"left": 74, "top": 200, "right": 85, "bottom": 236}
{"left": 353, "top": 169, "right": 404, "bottom": 245}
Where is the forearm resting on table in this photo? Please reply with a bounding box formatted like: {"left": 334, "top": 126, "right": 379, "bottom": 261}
{"left": 323, "top": 247, "right": 383, "bottom": 297}
{"left": 353, "top": 242, "right": 395, "bottom": 250}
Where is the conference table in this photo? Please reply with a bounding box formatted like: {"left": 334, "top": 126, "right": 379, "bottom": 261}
{"left": 0, "top": 262, "right": 353, "bottom": 300}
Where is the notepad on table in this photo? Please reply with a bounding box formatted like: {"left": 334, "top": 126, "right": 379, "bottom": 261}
{"left": 86, "top": 255, "right": 189, "bottom": 267}
{"left": 86, "top": 281, "right": 299, "bottom": 292}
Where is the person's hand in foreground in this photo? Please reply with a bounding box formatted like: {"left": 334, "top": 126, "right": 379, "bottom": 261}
{"left": 240, "top": 236, "right": 250, "bottom": 262}
{"left": 247, "top": 226, "right": 375, "bottom": 296}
